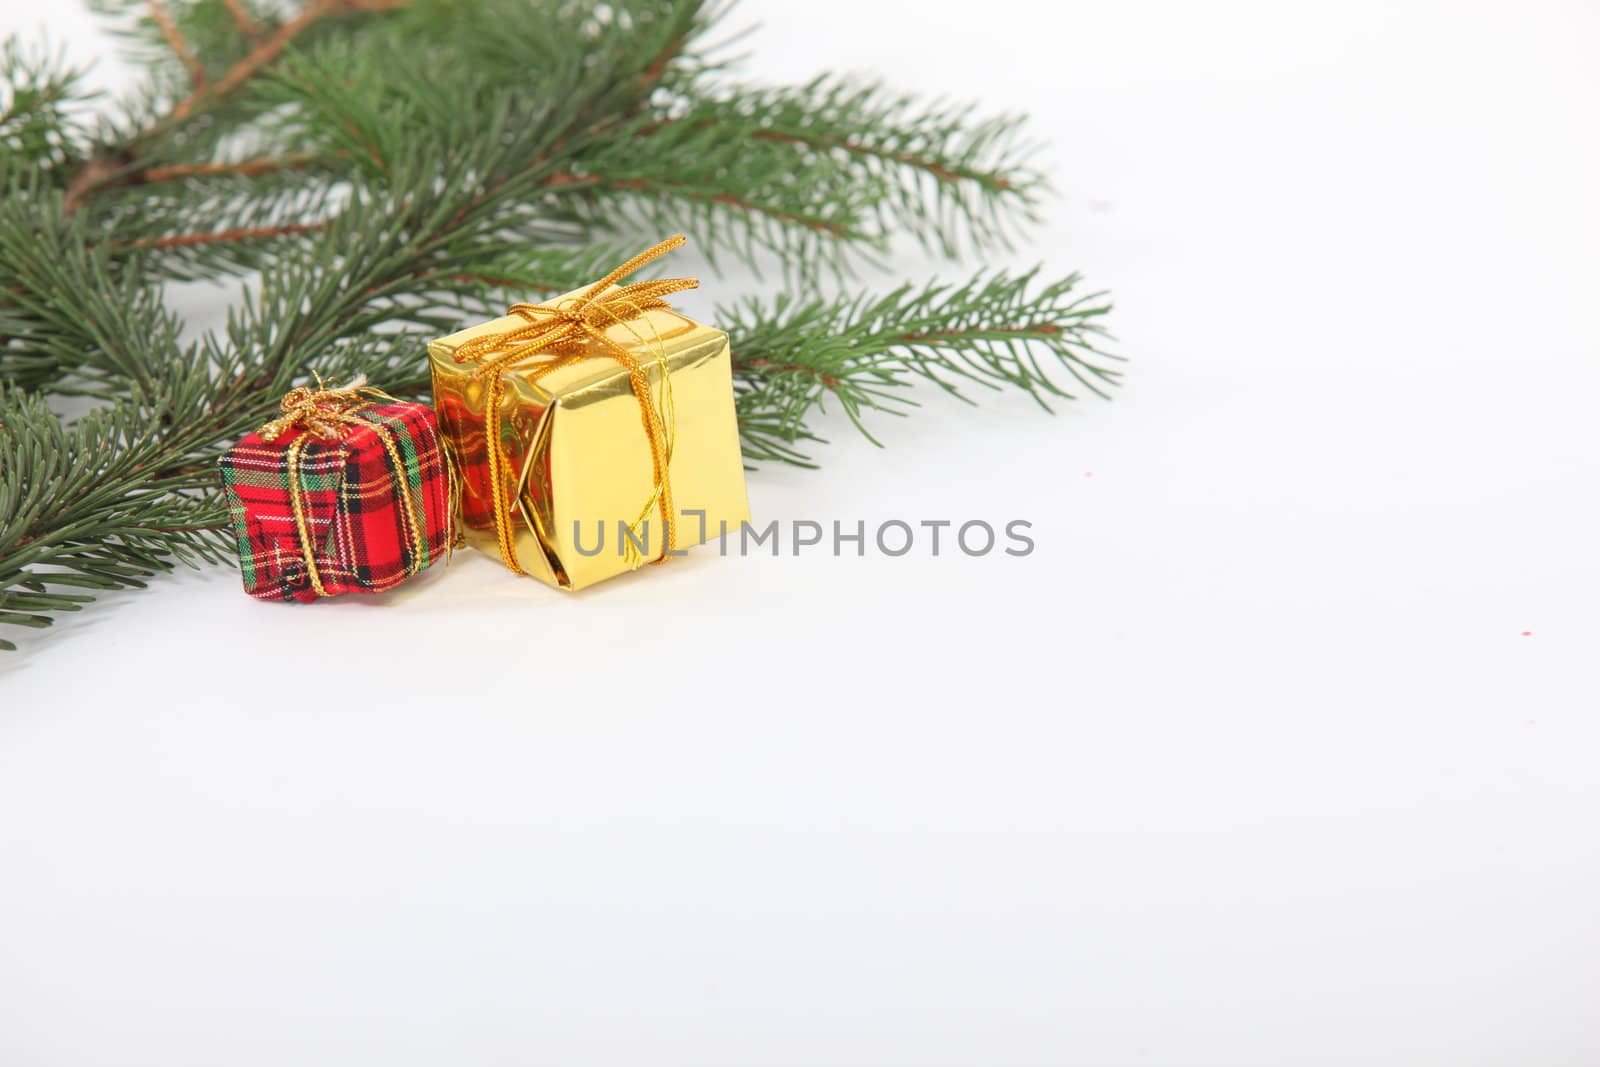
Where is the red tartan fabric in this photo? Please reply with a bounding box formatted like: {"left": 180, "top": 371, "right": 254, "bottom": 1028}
{"left": 218, "top": 401, "right": 452, "bottom": 603}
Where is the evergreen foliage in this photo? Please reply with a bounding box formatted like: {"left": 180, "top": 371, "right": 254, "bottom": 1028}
{"left": 0, "top": 0, "right": 1118, "bottom": 650}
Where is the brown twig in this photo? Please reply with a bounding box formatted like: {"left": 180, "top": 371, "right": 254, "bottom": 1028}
{"left": 123, "top": 167, "right": 586, "bottom": 302}
{"left": 637, "top": 118, "right": 1015, "bottom": 191}
{"left": 751, "top": 129, "right": 1013, "bottom": 191}
{"left": 898, "top": 323, "right": 1063, "bottom": 343}
{"left": 140, "top": 151, "right": 331, "bottom": 183}
{"left": 220, "top": 0, "right": 265, "bottom": 42}
{"left": 609, "top": 177, "right": 856, "bottom": 237}
{"left": 735, "top": 356, "right": 841, "bottom": 390}
{"left": 167, "top": 0, "right": 334, "bottom": 127}
{"left": 631, "top": 26, "right": 691, "bottom": 114}
{"left": 146, "top": 1, "right": 208, "bottom": 88}
{"left": 64, "top": 154, "right": 134, "bottom": 213}
{"left": 190, "top": 0, "right": 414, "bottom": 126}
{"left": 65, "top": 0, "right": 407, "bottom": 213}
{"left": 117, "top": 220, "right": 326, "bottom": 250}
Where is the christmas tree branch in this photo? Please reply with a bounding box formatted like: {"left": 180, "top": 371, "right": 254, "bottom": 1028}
{"left": 0, "top": 0, "right": 1120, "bottom": 651}
{"left": 153, "top": 0, "right": 402, "bottom": 128}
{"left": 145, "top": 0, "right": 208, "bottom": 88}
{"left": 118, "top": 219, "right": 328, "bottom": 250}
{"left": 646, "top": 76, "right": 1045, "bottom": 257}
{"left": 612, "top": 177, "right": 864, "bottom": 238}
{"left": 139, "top": 150, "right": 332, "bottom": 183}
{"left": 0, "top": 383, "right": 234, "bottom": 651}
{"left": 65, "top": 0, "right": 408, "bottom": 210}
{"left": 722, "top": 269, "right": 1119, "bottom": 465}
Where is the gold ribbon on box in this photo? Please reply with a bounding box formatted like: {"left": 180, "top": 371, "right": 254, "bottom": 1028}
{"left": 449, "top": 233, "right": 698, "bottom": 575}
{"left": 257, "top": 377, "right": 432, "bottom": 598}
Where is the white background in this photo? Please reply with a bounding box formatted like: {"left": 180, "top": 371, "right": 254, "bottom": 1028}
{"left": 3, "top": 1, "right": 1598, "bottom": 1064}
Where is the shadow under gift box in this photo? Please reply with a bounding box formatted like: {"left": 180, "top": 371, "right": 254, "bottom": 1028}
{"left": 428, "top": 288, "right": 751, "bottom": 591}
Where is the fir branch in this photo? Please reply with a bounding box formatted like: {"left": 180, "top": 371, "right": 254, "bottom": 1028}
{"left": 574, "top": 111, "right": 886, "bottom": 279}
{"left": 145, "top": 0, "right": 209, "bottom": 88}
{"left": 613, "top": 176, "right": 865, "bottom": 238}
{"left": 0, "top": 0, "right": 1120, "bottom": 651}
{"left": 649, "top": 76, "right": 1045, "bottom": 257}
{"left": 118, "top": 218, "right": 328, "bottom": 250}
{"left": 65, "top": 0, "right": 409, "bottom": 211}
{"left": 139, "top": 150, "right": 332, "bottom": 183}
{"left": 0, "top": 188, "right": 190, "bottom": 393}
{"left": 156, "top": 0, "right": 395, "bottom": 127}
{"left": 723, "top": 269, "right": 1119, "bottom": 465}
{"left": 442, "top": 243, "right": 649, "bottom": 300}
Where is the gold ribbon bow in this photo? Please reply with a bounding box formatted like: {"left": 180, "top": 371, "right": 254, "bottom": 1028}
{"left": 256, "top": 377, "right": 430, "bottom": 598}
{"left": 450, "top": 233, "right": 698, "bottom": 575}
{"left": 259, "top": 377, "right": 388, "bottom": 443}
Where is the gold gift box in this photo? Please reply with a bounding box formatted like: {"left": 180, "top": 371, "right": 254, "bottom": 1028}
{"left": 428, "top": 287, "right": 750, "bottom": 591}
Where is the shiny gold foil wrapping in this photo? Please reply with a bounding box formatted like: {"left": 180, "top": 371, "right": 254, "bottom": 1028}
{"left": 428, "top": 288, "right": 750, "bottom": 590}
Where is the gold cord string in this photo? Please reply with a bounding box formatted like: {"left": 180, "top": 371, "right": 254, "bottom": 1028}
{"left": 284, "top": 435, "right": 329, "bottom": 597}
{"left": 449, "top": 234, "right": 697, "bottom": 575}
{"left": 257, "top": 378, "right": 430, "bottom": 597}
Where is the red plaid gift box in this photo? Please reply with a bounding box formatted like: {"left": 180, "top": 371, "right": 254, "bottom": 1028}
{"left": 218, "top": 384, "right": 453, "bottom": 603}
